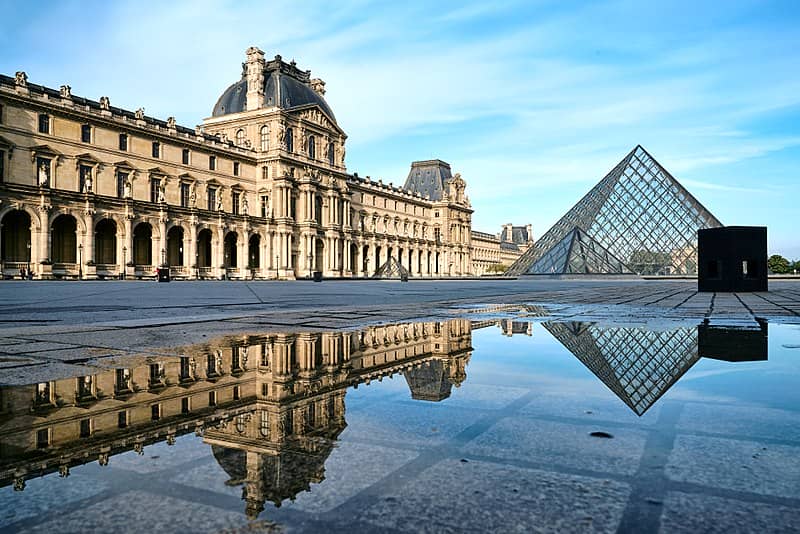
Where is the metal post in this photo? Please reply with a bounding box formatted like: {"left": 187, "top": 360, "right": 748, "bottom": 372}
{"left": 78, "top": 244, "right": 83, "bottom": 280}
{"left": 308, "top": 253, "right": 312, "bottom": 279}
{"left": 122, "top": 246, "right": 127, "bottom": 280}
{"left": 26, "top": 242, "right": 31, "bottom": 277}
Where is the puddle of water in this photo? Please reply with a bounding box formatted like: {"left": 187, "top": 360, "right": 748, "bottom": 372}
{"left": 1, "top": 318, "right": 799, "bottom": 532}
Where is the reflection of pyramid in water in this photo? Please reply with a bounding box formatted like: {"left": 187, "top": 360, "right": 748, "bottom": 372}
{"left": 543, "top": 322, "right": 700, "bottom": 415}
{"left": 372, "top": 257, "right": 410, "bottom": 279}
{"left": 507, "top": 145, "right": 722, "bottom": 275}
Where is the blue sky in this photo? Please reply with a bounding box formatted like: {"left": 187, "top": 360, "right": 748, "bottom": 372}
{"left": 2, "top": 0, "right": 799, "bottom": 258}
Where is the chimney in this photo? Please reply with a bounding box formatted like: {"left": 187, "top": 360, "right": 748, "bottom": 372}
{"left": 245, "top": 47, "right": 265, "bottom": 111}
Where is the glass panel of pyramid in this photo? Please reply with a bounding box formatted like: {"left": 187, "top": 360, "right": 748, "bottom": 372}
{"left": 372, "top": 257, "right": 410, "bottom": 279}
{"left": 507, "top": 145, "right": 722, "bottom": 275}
{"left": 542, "top": 322, "right": 700, "bottom": 415}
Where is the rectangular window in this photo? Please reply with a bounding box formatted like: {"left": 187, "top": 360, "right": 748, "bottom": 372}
{"left": 182, "top": 148, "right": 190, "bottom": 165}
{"left": 207, "top": 353, "right": 217, "bottom": 375}
{"left": 117, "top": 171, "right": 128, "bottom": 198}
{"left": 80, "top": 418, "right": 91, "bottom": 438}
{"left": 38, "top": 113, "right": 50, "bottom": 134}
{"left": 150, "top": 178, "right": 161, "bottom": 203}
{"left": 0, "top": 150, "right": 5, "bottom": 182}
{"left": 209, "top": 391, "right": 217, "bottom": 406}
{"left": 37, "top": 428, "right": 49, "bottom": 449}
{"left": 260, "top": 195, "right": 268, "bottom": 218}
{"left": 262, "top": 383, "right": 269, "bottom": 397}
{"left": 79, "top": 165, "right": 92, "bottom": 193}
{"left": 152, "top": 141, "right": 160, "bottom": 158}
{"left": 233, "top": 161, "right": 240, "bottom": 176}
{"left": 180, "top": 356, "right": 191, "bottom": 380}
{"left": 151, "top": 404, "right": 161, "bottom": 421}
{"left": 209, "top": 155, "right": 216, "bottom": 170}
{"left": 232, "top": 191, "right": 240, "bottom": 215}
{"left": 261, "top": 343, "right": 269, "bottom": 367}
{"left": 181, "top": 397, "right": 190, "bottom": 414}
{"left": 233, "top": 386, "right": 240, "bottom": 400}
{"left": 119, "top": 133, "right": 128, "bottom": 151}
{"left": 118, "top": 410, "right": 128, "bottom": 428}
{"left": 81, "top": 124, "right": 91, "bottom": 143}
{"left": 207, "top": 188, "right": 217, "bottom": 211}
{"left": 0, "top": 103, "right": 3, "bottom": 123}
{"left": 180, "top": 183, "right": 190, "bottom": 207}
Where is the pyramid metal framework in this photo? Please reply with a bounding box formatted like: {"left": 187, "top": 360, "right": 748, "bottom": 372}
{"left": 543, "top": 322, "right": 700, "bottom": 415}
{"left": 506, "top": 146, "right": 722, "bottom": 275}
{"left": 372, "top": 257, "right": 410, "bottom": 279}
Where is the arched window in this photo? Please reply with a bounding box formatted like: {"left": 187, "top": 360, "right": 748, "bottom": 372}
{"left": 235, "top": 129, "right": 246, "bottom": 146}
{"left": 308, "top": 136, "right": 315, "bottom": 160}
{"left": 260, "top": 125, "right": 269, "bottom": 151}
{"left": 286, "top": 128, "right": 294, "bottom": 153}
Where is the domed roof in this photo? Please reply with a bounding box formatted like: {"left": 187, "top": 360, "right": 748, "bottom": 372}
{"left": 211, "top": 55, "right": 336, "bottom": 122}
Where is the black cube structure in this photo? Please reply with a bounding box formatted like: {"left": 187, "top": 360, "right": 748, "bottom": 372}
{"left": 698, "top": 226, "right": 767, "bottom": 292}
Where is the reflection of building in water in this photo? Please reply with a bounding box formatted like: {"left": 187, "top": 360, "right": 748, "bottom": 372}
{"left": 0, "top": 319, "right": 471, "bottom": 517}
{"left": 541, "top": 321, "right": 768, "bottom": 415}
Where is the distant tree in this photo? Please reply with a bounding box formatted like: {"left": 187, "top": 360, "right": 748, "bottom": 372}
{"left": 792, "top": 260, "right": 800, "bottom": 274}
{"left": 485, "top": 263, "right": 508, "bottom": 274}
{"left": 767, "top": 254, "right": 791, "bottom": 274}
{"left": 628, "top": 250, "right": 671, "bottom": 275}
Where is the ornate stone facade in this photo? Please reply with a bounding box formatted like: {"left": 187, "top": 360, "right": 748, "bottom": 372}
{"left": 0, "top": 47, "right": 480, "bottom": 279}
{"left": 471, "top": 223, "right": 534, "bottom": 275}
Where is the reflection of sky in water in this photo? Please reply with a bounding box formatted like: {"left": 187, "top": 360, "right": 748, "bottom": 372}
{"left": 2, "top": 319, "right": 800, "bottom": 531}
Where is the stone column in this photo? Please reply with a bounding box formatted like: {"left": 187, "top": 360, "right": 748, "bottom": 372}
{"left": 189, "top": 222, "right": 197, "bottom": 278}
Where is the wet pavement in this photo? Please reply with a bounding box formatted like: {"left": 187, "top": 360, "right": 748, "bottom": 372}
{"left": 1, "top": 279, "right": 799, "bottom": 533}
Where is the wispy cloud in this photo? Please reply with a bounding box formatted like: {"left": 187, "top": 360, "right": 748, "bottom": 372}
{"left": 1, "top": 0, "right": 799, "bottom": 255}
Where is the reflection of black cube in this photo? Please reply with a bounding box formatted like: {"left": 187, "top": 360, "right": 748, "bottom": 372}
{"left": 158, "top": 267, "right": 170, "bottom": 283}
{"left": 313, "top": 271, "right": 323, "bottom": 282}
{"left": 698, "top": 226, "right": 767, "bottom": 292}
{"left": 698, "top": 321, "right": 768, "bottom": 362}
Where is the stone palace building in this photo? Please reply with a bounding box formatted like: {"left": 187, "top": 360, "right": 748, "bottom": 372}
{"left": 0, "top": 47, "right": 529, "bottom": 279}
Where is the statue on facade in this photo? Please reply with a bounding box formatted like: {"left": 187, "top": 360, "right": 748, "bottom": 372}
{"left": 167, "top": 116, "right": 176, "bottom": 129}
{"left": 277, "top": 123, "right": 286, "bottom": 148}
{"left": 338, "top": 143, "right": 346, "bottom": 166}
{"left": 158, "top": 184, "right": 165, "bottom": 203}
{"left": 99, "top": 96, "right": 110, "bottom": 110}
{"left": 124, "top": 180, "right": 132, "bottom": 199}
{"left": 38, "top": 162, "right": 49, "bottom": 187}
{"left": 83, "top": 174, "right": 93, "bottom": 194}
{"left": 189, "top": 183, "right": 197, "bottom": 207}
{"left": 241, "top": 195, "right": 249, "bottom": 215}
{"left": 135, "top": 107, "right": 145, "bottom": 120}
{"left": 15, "top": 71, "right": 27, "bottom": 87}
{"left": 60, "top": 85, "right": 71, "bottom": 98}
{"left": 217, "top": 190, "right": 224, "bottom": 211}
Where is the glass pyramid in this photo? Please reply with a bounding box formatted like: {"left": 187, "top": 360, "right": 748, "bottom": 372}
{"left": 543, "top": 322, "right": 700, "bottom": 415}
{"left": 507, "top": 145, "right": 722, "bottom": 275}
{"left": 372, "top": 257, "right": 410, "bottom": 279}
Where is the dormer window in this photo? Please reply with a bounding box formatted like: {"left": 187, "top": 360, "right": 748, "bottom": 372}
{"left": 235, "top": 129, "right": 246, "bottom": 146}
